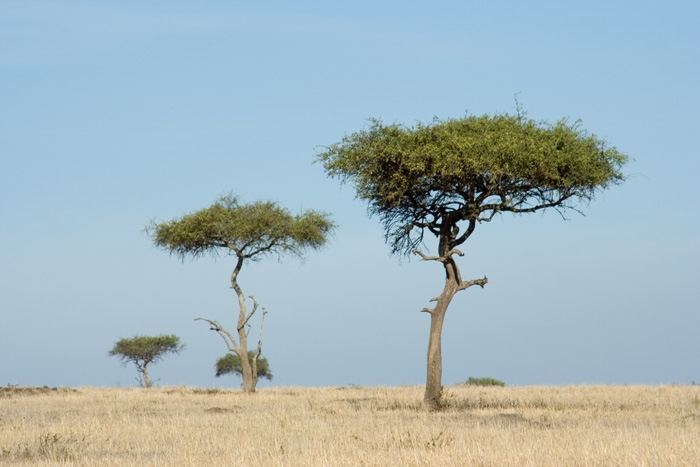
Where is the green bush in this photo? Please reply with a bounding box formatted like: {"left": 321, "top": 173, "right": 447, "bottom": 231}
{"left": 460, "top": 377, "right": 506, "bottom": 387}
{"left": 215, "top": 351, "right": 272, "bottom": 381}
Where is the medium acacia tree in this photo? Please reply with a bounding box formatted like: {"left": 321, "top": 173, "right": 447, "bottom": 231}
{"left": 109, "top": 334, "right": 185, "bottom": 388}
{"left": 147, "top": 194, "right": 335, "bottom": 393}
{"left": 316, "top": 111, "right": 628, "bottom": 408}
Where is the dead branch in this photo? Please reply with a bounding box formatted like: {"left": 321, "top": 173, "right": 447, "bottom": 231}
{"left": 195, "top": 317, "right": 239, "bottom": 352}
{"left": 255, "top": 308, "right": 267, "bottom": 359}
{"left": 458, "top": 276, "right": 488, "bottom": 291}
{"left": 412, "top": 249, "right": 440, "bottom": 261}
{"left": 412, "top": 249, "right": 464, "bottom": 263}
{"left": 241, "top": 295, "right": 259, "bottom": 330}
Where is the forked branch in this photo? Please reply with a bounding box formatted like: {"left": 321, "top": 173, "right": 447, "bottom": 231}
{"left": 241, "top": 295, "right": 259, "bottom": 331}
{"left": 412, "top": 249, "right": 464, "bottom": 263}
{"left": 194, "top": 317, "right": 239, "bottom": 352}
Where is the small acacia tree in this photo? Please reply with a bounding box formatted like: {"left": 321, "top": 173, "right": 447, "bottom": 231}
{"left": 109, "top": 334, "right": 185, "bottom": 388}
{"left": 317, "top": 110, "right": 628, "bottom": 408}
{"left": 147, "top": 194, "right": 335, "bottom": 393}
{"left": 216, "top": 350, "right": 273, "bottom": 383}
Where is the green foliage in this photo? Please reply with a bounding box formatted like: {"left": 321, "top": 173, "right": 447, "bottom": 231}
{"left": 146, "top": 194, "right": 336, "bottom": 261}
{"left": 460, "top": 377, "right": 506, "bottom": 387}
{"left": 215, "top": 351, "right": 273, "bottom": 381}
{"left": 108, "top": 335, "right": 185, "bottom": 387}
{"left": 109, "top": 335, "right": 185, "bottom": 365}
{"left": 316, "top": 112, "right": 629, "bottom": 255}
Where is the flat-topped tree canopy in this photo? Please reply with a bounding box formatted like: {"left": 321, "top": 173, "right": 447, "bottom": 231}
{"left": 317, "top": 113, "right": 628, "bottom": 256}
{"left": 148, "top": 194, "right": 335, "bottom": 262}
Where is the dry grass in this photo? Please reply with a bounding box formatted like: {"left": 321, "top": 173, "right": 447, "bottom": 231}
{"left": 1, "top": 384, "right": 699, "bottom": 466}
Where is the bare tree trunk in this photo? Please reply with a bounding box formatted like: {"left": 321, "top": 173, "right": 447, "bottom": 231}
{"left": 237, "top": 327, "right": 255, "bottom": 393}
{"left": 424, "top": 270, "right": 458, "bottom": 409}
{"left": 232, "top": 266, "right": 258, "bottom": 393}
{"left": 140, "top": 365, "right": 152, "bottom": 388}
{"left": 195, "top": 254, "right": 266, "bottom": 394}
{"left": 414, "top": 249, "right": 487, "bottom": 410}
{"left": 250, "top": 309, "right": 266, "bottom": 392}
{"left": 424, "top": 306, "right": 446, "bottom": 408}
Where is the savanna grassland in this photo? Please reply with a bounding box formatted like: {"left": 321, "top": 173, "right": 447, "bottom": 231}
{"left": 1, "top": 385, "right": 699, "bottom": 466}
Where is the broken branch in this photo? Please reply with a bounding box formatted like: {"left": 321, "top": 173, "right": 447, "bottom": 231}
{"left": 458, "top": 276, "right": 488, "bottom": 291}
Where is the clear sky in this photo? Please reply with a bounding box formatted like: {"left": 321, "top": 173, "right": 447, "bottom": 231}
{"left": 1, "top": 1, "right": 698, "bottom": 389}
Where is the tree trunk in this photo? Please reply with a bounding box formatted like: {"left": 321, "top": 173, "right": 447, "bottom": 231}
{"left": 231, "top": 257, "right": 257, "bottom": 393}
{"left": 424, "top": 287, "right": 457, "bottom": 409}
{"left": 424, "top": 307, "right": 446, "bottom": 408}
{"left": 238, "top": 331, "right": 256, "bottom": 393}
{"left": 140, "top": 366, "right": 152, "bottom": 388}
{"left": 234, "top": 290, "right": 257, "bottom": 393}
{"left": 196, "top": 254, "right": 265, "bottom": 394}
{"left": 414, "top": 224, "right": 487, "bottom": 409}
{"left": 423, "top": 255, "right": 461, "bottom": 409}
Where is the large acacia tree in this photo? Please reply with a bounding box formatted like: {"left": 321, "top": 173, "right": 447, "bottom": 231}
{"left": 317, "top": 111, "right": 628, "bottom": 408}
{"left": 147, "top": 194, "right": 335, "bottom": 392}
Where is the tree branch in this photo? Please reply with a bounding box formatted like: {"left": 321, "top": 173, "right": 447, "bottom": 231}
{"left": 229, "top": 254, "right": 245, "bottom": 289}
{"left": 412, "top": 249, "right": 464, "bottom": 262}
{"left": 255, "top": 308, "right": 267, "bottom": 359}
{"left": 412, "top": 249, "right": 441, "bottom": 261}
{"left": 447, "top": 248, "right": 464, "bottom": 258}
{"left": 458, "top": 276, "right": 488, "bottom": 291}
{"left": 246, "top": 239, "right": 281, "bottom": 259}
{"left": 475, "top": 189, "right": 577, "bottom": 222}
{"left": 194, "top": 317, "right": 239, "bottom": 352}
{"left": 241, "top": 295, "right": 259, "bottom": 330}
{"left": 419, "top": 296, "right": 441, "bottom": 314}
{"left": 453, "top": 219, "right": 476, "bottom": 246}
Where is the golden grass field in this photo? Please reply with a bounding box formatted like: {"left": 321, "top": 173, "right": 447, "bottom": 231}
{"left": 1, "top": 384, "right": 699, "bottom": 466}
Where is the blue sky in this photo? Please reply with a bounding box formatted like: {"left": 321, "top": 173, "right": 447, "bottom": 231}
{"left": 1, "top": 0, "right": 698, "bottom": 388}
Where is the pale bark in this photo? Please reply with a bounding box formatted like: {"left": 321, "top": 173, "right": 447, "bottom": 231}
{"left": 424, "top": 302, "right": 447, "bottom": 408}
{"left": 140, "top": 366, "right": 152, "bottom": 388}
{"left": 414, "top": 249, "right": 487, "bottom": 409}
{"left": 196, "top": 253, "right": 266, "bottom": 393}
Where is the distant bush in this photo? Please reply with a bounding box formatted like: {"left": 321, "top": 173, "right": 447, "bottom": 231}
{"left": 460, "top": 377, "right": 506, "bottom": 387}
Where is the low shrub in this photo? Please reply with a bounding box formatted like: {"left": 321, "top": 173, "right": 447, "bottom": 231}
{"left": 460, "top": 377, "right": 506, "bottom": 387}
